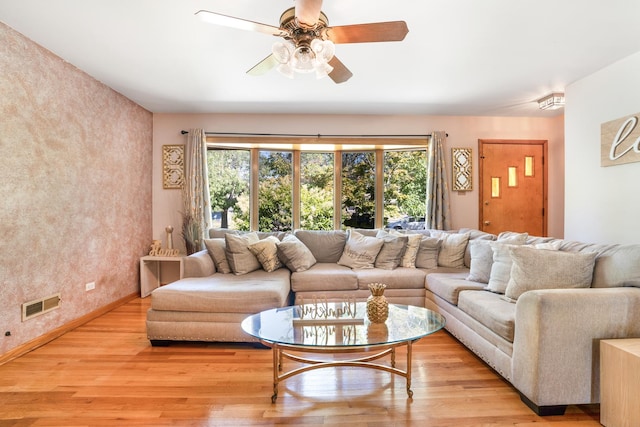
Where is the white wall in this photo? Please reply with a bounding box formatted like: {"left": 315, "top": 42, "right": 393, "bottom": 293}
{"left": 152, "top": 113, "right": 565, "bottom": 252}
{"left": 565, "top": 50, "right": 640, "bottom": 244}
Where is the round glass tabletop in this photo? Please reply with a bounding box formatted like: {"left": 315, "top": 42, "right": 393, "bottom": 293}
{"left": 241, "top": 302, "right": 446, "bottom": 348}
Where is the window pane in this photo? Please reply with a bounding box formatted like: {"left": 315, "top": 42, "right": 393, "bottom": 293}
{"left": 524, "top": 156, "right": 534, "bottom": 177}
{"left": 207, "top": 149, "right": 250, "bottom": 230}
{"left": 341, "top": 152, "right": 375, "bottom": 229}
{"left": 508, "top": 166, "right": 518, "bottom": 187}
{"left": 300, "top": 152, "right": 334, "bottom": 230}
{"left": 258, "top": 151, "right": 292, "bottom": 232}
{"left": 491, "top": 177, "right": 501, "bottom": 198}
{"left": 384, "top": 150, "right": 427, "bottom": 230}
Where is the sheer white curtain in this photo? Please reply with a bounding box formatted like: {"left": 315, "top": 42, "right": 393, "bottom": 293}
{"left": 182, "top": 129, "right": 211, "bottom": 254}
{"left": 425, "top": 131, "right": 451, "bottom": 230}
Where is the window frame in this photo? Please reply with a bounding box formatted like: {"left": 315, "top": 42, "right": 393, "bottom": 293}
{"left": 206, "top": 136, "right": 429, "bottom": 231}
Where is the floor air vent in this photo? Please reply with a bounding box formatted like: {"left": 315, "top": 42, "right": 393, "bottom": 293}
{"left": 22, "top": 293, "right": 61, "bottom": 321}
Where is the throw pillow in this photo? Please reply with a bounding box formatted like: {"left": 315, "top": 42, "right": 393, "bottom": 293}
{"left": 430, "top": 231, "right": 470, "bottom": 268}
{"left": 337, "top": 230, "right": 385, "bottom": 269}
{"left": 485, "top": 241, "right": 520, "bottom": 293}
{"left": 374, "top": 230, "right": 408, "bottom": 270}
{"left": 276, "top": 234, "right": 317, "bottom": 272}
{"left": 415, "top": 237, "right": 441, "bottom": 269}
{"left": 391, "top": 231, "right": 423, "bottom": 268}
{"left": 225, "top": 232, "right": 261, "bottom": 275}
{"left": 497, "top": 231, "right": 529, "bottom": 244}
{"left": 505, "top": 246, "right": 597, "bottom": 300}
{"left": 204, "top": 238, "right": 232, "bottom": 274}
{"left": 466, "top": 239, "right": 493, "bottom": 283}
{"left": 248, "top": 236, "right": 283, "bottom": 273}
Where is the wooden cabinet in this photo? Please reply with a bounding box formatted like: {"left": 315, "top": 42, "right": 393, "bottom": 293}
{"left": 600, "top": 339, "right": 640, "bottom": 427}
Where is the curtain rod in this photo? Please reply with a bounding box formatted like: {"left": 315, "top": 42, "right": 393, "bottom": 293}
{"left": 180, "top": 130, "right": 446, "bottom": 138}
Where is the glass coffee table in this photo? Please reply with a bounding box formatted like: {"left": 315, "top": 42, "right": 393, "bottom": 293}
{"left": 241, "top": 302, "right": 445, "bottom": 402}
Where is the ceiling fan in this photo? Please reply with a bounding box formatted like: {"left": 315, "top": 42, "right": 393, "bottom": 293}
{"left": 196, "top": 0, "right": 409, "bottom": 84}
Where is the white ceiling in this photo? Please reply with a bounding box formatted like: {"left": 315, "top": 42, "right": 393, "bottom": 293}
{"left": 2, "top": 0, "right": 640, "bottom": 117}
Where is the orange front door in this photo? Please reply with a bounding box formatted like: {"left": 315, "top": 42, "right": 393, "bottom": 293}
{"left": 478, "top": 140, "right": 547, "bottom": 236}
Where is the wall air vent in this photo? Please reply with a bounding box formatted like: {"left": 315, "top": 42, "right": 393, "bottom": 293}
{"left": 22, "top": 293, "right": 61, "bottom": 321}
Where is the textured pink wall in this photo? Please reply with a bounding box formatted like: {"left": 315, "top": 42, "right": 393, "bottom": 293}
{"left": 0, "top": 23, "right": 153, "bottom": 356}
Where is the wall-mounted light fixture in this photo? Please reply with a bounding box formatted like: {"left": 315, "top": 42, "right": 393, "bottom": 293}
{"left": 537, "top": 92, "right": 565, "bottom": 110}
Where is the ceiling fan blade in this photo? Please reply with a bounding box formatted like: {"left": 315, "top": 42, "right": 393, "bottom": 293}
{"left": 195, "top": 10, "right": 288, "bottom": 37}
{"left": 324, "top": 21, "right": 409, "bottom": 44}
{"left": 328, "top": 57, "right": 353, "bottom": 84}
{"left": 246, "top": 54, "right": 279, "bottom": 76}
{"left": 295, "top": 0, "right": 323, "bottom": 28}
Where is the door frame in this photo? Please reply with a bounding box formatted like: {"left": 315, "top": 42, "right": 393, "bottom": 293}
{"left": 478, "top": 139, "right": 549, "bottom": 236}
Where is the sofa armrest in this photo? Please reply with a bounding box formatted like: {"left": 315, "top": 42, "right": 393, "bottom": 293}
{"left": 512, "top": 287, "right": 640, "bottom": 407}
{"left": 183, "top": 250, "right": 216, "bottom": 278}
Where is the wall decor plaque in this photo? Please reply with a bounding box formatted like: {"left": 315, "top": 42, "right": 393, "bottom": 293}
{"left": 601, "top": 112, "right": 640, "bottom": 167}
{"left": 452, "top": 147, "right": 473, "bottom": 191}
{"left": 162, "top": 144, "right": 185, "bottom": 189}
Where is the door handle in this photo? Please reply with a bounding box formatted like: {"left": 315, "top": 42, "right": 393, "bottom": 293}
{"left": 484, "top": 221, "right": 491, "bottom": 226}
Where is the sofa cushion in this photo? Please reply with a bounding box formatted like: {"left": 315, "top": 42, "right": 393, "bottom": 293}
{"left": 277, "top": 234, "right": 317, "bottom": 272}
{"left": 504, "top": 246, "right": 597, "bottom": 301}
{"left": 426, "top": 272, "right": 485, "bottom": 305}
{"left": 414, "top": 237, "right": 441, "bottom": 269}
{"left": 457, "top": 290, "right": 516, "bottom": 342}
{"left": 466, "top": 239, "right": 493, "bottom": 283}
{"left": 459, "top": 228, "right": 497, "bottom": 267}
{"left": 294, "top": 230, "right": 347, "bottom": 263}
{"left": 392, "top": 232, "right": 423, "bottom": 268}
{"left": 374, "top": 230, "right": 408, "bottom": 270}
{"left": 225, "top": 232, "right": 261, "bottom": 275}
{"left": 150, "top": 268, "right": 291, "bottom": 314}
{"left": 248, "top": 236, "right": 282, "bottom": 272}
{"left": 486, "top": 241, "right": 522, "bottom": 294}
{"left": 290, "top": 262, "right": 358, "bottom": 292}
{"left": 356, "top": 267, "right": 427, "bottom": 290}
{"left": 431, "top": 231, "right": 470, "bottom": 268}
{"left": 204, "top": 238, "right": 232, "bottom": 274}
{"left": 338, "top": 230, "right": 385, "bottom": 269}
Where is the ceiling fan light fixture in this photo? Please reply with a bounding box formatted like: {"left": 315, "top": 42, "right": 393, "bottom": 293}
{"left": 276, "top": 63, "right": 295, "bottom": 79}
{"left": 272, "top": 41, "right": 294, "bottom": 64}
{"left": 314, "top": 60, "right": 334, "bottom": 79}
{"left": 311, "top": 38, "right": 335, "bottom": 62}
{"left": 291, "top": 46, "right": 316, "bottom": 73}
{"left": 537, "top": 92, "right": 565, "bottom": 110}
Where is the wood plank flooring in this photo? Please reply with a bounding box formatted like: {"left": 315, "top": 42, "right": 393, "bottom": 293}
{"left": 0, "top": 298, "right": 601, "bottom": 426}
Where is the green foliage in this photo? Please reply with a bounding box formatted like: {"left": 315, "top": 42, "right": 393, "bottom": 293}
{"left": 341, "top": 152, "right": 375, "bottom": 228}
{"left": 207, "top": 149, "right": 250, "bottom": 229}
{"left": 384, "top": 150, "right": 427, "bottom": 222}
{"left": 258, "top": 151, "right": 293, "bottom": 232}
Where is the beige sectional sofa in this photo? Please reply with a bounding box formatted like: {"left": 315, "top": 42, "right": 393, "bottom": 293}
{"left": 146, "top": 227, "right": 640, "bottom": 416}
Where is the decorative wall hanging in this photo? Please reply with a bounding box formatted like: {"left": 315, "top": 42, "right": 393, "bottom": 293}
{"left": 601, "top": 112, "right": 640, "bottom": 167}
{"left": 452, "top": 147, "right": 473, "bottom": 191}
{"left": 162, "top": 144, "right": 185, "bottom": 189}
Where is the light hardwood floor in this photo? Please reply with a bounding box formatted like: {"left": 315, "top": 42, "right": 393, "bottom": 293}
{"left": 0, "top": 298, "right": 601, "bottom": 426}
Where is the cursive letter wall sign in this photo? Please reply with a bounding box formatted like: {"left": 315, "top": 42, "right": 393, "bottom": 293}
{"left": 601, "top": 113, "right": 640, "bottom": 167}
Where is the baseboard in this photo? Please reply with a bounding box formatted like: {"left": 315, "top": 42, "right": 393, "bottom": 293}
{"left": 0, "top": 292, "right": 138, "bottom": 366}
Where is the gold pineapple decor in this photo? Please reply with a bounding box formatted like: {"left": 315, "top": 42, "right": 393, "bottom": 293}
{"left": 366, "top": 283, "right": 389, "bottom": 323}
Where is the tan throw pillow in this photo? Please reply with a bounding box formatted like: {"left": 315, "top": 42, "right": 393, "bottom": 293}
{"left": 374, "top": 230, "right": 408, "bottom": 270}
{"left": 204, "top": 238, "right": 232, "bottom": 274}
{"left": 431, "top": 231, "right": 470, "bottom": 268}
{"left": 248, "top": 236, "right": 283, "bottom": 272}
{"left": 225, "top": 232, "right": 261, "bottom": 275}
{"left": 466, "top": 239, "right": 493, "bottom": 283}
{"left": 497, "top": 231, "right": 529, "bottom": 244}
{"left": 338, "top": 230, "right": 385, "bottom": 269}
{"left": 505, "top": 246, "right": 597, "bottom": 301}
{"left": 415, "top": 237, "right": 441, "bottom": 269}
{"left": 391, "top": 231, "right": 423, "bottom": 268}
{"left": 486, "top": 241, "right": 520, "bottom": 293}
{"left": 277, "top": 234, "right": 317, "bottom": 272}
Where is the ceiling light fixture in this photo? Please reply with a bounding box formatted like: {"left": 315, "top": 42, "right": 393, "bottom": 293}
{"left": 271, "top": 8, "right": 335, "bottom": 80}
{"left": 537, "top": 92, "right": 565, "bottom": 110}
